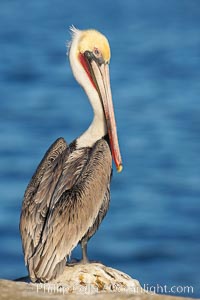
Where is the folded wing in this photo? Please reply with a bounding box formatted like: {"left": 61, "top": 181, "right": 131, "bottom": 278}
{"left": 20, "top": 138, "right": 112, "bottom": 282}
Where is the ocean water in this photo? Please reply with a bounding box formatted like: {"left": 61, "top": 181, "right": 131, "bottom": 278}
{"left": 0, "top": 0, "right": 200, "bottom": 297}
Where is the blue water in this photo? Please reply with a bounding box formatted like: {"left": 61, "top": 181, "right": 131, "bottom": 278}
{"left": 1, "top": 0, "right": 200, "bottom": 297}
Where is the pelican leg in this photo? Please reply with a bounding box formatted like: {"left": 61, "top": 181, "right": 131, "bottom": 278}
{"left": 80, "top": 239, "right": 89, "bottom": 264}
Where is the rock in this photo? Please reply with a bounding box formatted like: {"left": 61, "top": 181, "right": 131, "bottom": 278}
{"left": 0, "top": 263, "right": 195, "bottom": 300}
{"left": 50, "top": 262, "right": 143, "bottom": 294}
{"left": 13, "top": 263, "right": 144, "bottom": 295}
{"left": 0, "top": 278, "right": 195, "bottom": 300}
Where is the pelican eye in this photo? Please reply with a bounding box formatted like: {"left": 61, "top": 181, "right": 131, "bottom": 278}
{"left": 93, "top": 48, "right": 101, "bottom": 58}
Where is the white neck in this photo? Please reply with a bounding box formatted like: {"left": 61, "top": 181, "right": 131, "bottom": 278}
{"left": 69, "top": 29, "right": 107, "bottom": 148}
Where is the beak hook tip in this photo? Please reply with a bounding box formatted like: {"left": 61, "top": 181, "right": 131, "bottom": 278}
{"left": 117, "top": 164, "right": 123, "bottom": 173}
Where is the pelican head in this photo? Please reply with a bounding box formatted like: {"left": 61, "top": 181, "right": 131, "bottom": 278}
{"left": 78, "top": 29, "right": 110, "bottom": 62}
{"left": 68, "top": 27, "right": 122, "bottom": 172}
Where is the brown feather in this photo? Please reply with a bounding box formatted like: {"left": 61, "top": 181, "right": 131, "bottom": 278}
{"left": 20, "top": 138, "right": 67, "bottom": 264}
{"left": 20, "top": 137, "right": 112, "bottom": 282}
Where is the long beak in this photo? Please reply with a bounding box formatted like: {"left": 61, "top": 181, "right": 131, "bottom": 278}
{"left": 90, "top": 60, "right": 123, "bottom": 172}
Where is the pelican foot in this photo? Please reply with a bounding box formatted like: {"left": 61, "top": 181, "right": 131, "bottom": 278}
{"left": 79, "top": 258, "right": 102, "bottom": 264}
{"left": 66, "top": 258, "right": 101, "bottom": 267}
{"left": 79, "top": 257, "right": 90, "bottom": 264}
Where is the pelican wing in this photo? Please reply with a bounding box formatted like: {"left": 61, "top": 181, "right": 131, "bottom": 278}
{"left": 28, "top": 138, "right": 112, "bottom": 282}
{"left": 20, "top": 138, "right": 67, "bottom": 264}
{"left": 83, "top": 182, "right": 111, "bottom": 242}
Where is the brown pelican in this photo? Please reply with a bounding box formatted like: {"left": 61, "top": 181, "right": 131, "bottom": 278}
{"left": 20, "top": 27, "right": 123, "bottom": 283}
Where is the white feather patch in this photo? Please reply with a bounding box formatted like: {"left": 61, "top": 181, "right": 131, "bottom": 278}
{"left": 66, "top": 25, "right": 80, "bottom": 56}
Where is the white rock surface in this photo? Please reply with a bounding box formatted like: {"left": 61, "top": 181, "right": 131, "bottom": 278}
{"left": 41, "top": 262, "right": 144, "bottom": 295}
{"left": 0, "top": 265, "right": 194, "bottom": 300}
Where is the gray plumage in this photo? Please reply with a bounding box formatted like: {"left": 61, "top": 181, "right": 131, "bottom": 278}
{"left": 20, "top": 137, "right": 112, "bottom": 282}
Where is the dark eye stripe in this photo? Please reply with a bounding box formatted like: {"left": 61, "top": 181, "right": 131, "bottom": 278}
{"left": 84, "top": 50, "right": 105, "bottom": 65}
